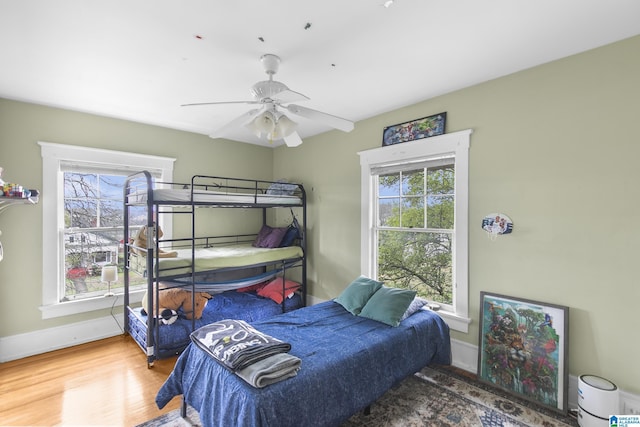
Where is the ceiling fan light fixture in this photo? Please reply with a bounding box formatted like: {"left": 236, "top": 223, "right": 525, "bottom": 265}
{"left": 247, "top": 111, "right": 276, "bottom": 137}
{"left": 248, "top": 109, "right": 298, "bottom": 142}
{"left": 274, "top": 114, "right": 297, "bottom": 138}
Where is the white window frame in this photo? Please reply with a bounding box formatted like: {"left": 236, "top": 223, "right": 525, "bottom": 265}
{"left": 358, "top": 129, "right": 472, "bottom": 332}
{"left": 38, "top": 142, "right": 175, "bottom": 319}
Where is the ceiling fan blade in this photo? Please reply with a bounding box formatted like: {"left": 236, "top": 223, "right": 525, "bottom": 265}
{"left": 209, "top": 108, "right": 262, "bottom": 138}
{"left": 285, "top": 104, "right": 354, "bottom": 132}
{"left": 182, "top": 100, "right": 260, "bottom": 107}
{"left": 283, "top": 131, "right": 303, "bottom": 147}
{"left": 272, "top": 89, "right": 309, "bottom": 104}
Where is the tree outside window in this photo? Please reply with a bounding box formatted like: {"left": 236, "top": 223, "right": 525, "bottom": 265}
{"left": 376, "top": 164, "right": 454, "bottom": 304}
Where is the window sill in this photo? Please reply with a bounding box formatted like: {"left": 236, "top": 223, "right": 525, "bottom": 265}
{"left": 436, "top": 310, "right": 472, "bottom": 333}
{"left": 40, "top": 290, "right": 144, "bottom": 319}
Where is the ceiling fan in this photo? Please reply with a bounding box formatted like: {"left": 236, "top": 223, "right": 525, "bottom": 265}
{"left": 182, "top": 54, "right": 354, "bottom": 147}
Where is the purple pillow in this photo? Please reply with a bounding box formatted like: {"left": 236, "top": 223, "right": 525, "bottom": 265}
{"left": 260, "top": 227, "right": 289, "bottom": 248}
{"left": 253, "top": 225, "right": 289, "bottom": 248}
{"left": 253, "top": 225, "right": 274, "bottom": 247}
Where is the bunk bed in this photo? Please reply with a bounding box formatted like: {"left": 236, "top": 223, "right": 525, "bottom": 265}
{"left": 123, "top": 171, "right": 307, "bottom": 366}
{"left": 156, "top": 299, "right": 452, "bottom": 427}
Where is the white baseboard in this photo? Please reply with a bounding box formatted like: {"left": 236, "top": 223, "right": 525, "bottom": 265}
{"left": 0, "top": 315, "right": 123, "bottom": 363}
{"left": 450, "top": 338, "right": 478, "bottom": 373}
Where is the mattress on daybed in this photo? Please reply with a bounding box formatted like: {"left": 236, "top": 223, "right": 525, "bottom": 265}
{"left": 128, "top": 290, "right": 303, "bottom": 358}
{"left": 129, "top": 188, "right": 302, "bottom": 205}
{"left": 156, "top": 300, "right": 451, "bottom": 427}
{"left": 130, "top": 244, "right": 304, "bottom": 278}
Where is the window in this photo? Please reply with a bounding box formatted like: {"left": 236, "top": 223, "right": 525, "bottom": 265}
{"left": 62, "top": 170, "right": 143, "bottom": 301}
{"left": 358, "top": 130, "right": 471, "bottom": 332}
{"left": 39, "top": 142, "right": 175, "bottom": 318}
{"left": 377, "top": 161, "right": 454, "bottom": 304}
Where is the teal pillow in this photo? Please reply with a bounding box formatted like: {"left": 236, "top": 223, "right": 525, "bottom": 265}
{"left": 359, "top": 286, "right": 417, "bottom": 327}
{"left": 334, "top": 276, "right": 384, "bottom": 315}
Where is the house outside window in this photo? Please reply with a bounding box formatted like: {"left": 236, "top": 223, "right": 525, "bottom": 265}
{"left": 39, "top": 142, "right": 175, "bottom": 318}
{"left": 358, "top": 130, "right": 472, "bottom": 332}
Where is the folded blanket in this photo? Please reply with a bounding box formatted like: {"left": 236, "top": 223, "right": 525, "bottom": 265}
{"left": 235, "top": 353, "right": 301, "bottom": 388}
{"left": 190, "top": 319, "right": 291, "bottom": 371}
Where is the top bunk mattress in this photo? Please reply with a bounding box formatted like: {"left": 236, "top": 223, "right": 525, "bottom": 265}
{"left": 130, "top": 188, "right": 302, "bottom": 206}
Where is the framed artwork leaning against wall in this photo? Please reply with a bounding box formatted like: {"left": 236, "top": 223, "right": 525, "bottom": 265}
{"left": 478, "top": 292, "right": 569, "bottom": 414}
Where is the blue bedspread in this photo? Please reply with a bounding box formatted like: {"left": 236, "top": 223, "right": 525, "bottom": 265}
{"left": 156, "top": 300, "right": 451, "bottom": 427}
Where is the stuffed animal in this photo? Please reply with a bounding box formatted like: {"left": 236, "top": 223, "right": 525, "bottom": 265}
{"left": 141, "top": 286, "right": 212, "bottom": 321}
{"left": 132, "top": 224, "right": 178, "bottom": 258}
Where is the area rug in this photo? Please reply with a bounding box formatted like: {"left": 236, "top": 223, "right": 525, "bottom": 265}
{"left": 137, "top": 366, "right": 578, "bottom": 427}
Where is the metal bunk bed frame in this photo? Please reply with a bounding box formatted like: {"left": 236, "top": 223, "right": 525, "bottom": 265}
{"left": 123, "top": 171, "right": 307, "bottom": 366}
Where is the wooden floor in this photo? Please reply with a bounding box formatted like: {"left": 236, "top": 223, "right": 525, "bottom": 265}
{"left": 0, "top": 335, "right": 181, "bottom": 426}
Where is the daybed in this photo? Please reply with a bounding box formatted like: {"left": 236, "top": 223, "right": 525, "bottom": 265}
{"left": 123, "top": 171, "right": 307, "bottom": 365}
{"left": 156, "top": 299, "right": 451, "bottom": 427}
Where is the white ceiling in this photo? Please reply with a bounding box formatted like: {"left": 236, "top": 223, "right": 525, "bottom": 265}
{"left": 1, "top": 0, "right": 640, "bottom": 147}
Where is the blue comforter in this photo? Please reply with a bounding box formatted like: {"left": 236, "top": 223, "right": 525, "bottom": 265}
{"left": 156, "top": 300, "right": 451, "bottom": 427}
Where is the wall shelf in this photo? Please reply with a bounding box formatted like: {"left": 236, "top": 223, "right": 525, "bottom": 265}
{"left": 0, "top": 192, "right": 40, "bottom": 214}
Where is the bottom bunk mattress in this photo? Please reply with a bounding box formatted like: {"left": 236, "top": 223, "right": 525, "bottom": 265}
{"left": 127, "top": 290, "right": 303, "bottom": 359}
{"left": 156, "top": 300, "right": 451, "bottom": 427}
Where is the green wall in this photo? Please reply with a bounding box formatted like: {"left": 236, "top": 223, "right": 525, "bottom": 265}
{"left": 1, "top": 34, "right": 638, "bottom": 393}
{"left": 276, "top": 35, "right": 640, "bottom": 394}
{"left": 0, "top": 100, "right": 273, "bottom": 334}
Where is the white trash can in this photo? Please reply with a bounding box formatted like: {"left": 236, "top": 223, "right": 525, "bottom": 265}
{"left": 578, "top": 374, "right": 619, "bottom": 427}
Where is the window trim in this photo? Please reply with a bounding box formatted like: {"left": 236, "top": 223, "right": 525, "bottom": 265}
{"left": 358, "top": 129, "right": 472, "bottom": 332}
{"left": 38, "top": 142, "right": 175, "bottom": 319}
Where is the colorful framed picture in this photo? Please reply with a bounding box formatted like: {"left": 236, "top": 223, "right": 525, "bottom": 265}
{"left": 382, "top": 112, "right": 446, "bottom": 146}
{"left": 478, "top": 292, "right": 569, "bottom": 414}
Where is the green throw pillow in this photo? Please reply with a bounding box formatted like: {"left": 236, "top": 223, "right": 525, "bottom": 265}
{"left": 334, "top": 276, "right": 384, "bottom": 315}
{"left": 359, "top": 286, "right": 417, "bottom": 327}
